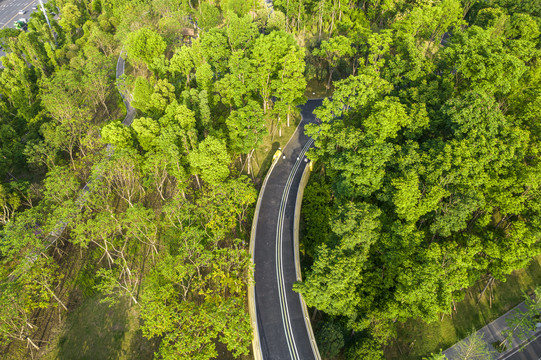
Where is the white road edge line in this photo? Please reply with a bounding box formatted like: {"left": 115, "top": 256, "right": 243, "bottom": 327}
{"left": 499, "top": 330, "right": 541, "bottom": 360}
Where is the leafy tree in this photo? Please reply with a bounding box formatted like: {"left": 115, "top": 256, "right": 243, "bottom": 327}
{"left": 313, "top": 35, "right": 354, "bottom": 89}
{"left": 454, "top": 331, "right": 495, "bottom": 360}
{"left": 316, "top": 320, "right": 345, "bottom": 358}
{"left": 132, "top": 76, "right": 154, "bottom": 113}
{"left": 422, "top": 351, "right": 447, "bottom": 360}
{"left": 216, "top": 50, "right": 255, "bottom": 108}
{"left": 189, "top": 136, "right": 230, "bottom": 187}
{"left": 225, "top": 12, "right": 258, "bottom": 51}
{"left": 301, "top": 175, "right": 332, "bottom": 258}
{"left": 502, "top": 286, "right": 541, "bottom": 348}
{"left": 441, "top": 25, "right": 529, "bottom": 96}
{"left": 298, "top": 27, "right": 541, "bottom": 348}
{"left": 199, "top": 28, "right": 231, "bottom": 74}
{"left": 272, "top": 43, "right": 306, "bottom": 128}
{"left": 140, "top": 180, "right": 256, "bottom": 360}
{"left": 251, "top": 31, "right": 297, "bottom": 113}
{"left": 197, "top": 2, "right": 222, "bottom": 30}
{"left": 0, "top": 183, "right": 22, "bottom": 225}
{"left": 149, "top": 79, "right": 176, "bottom": 115}
{"left": 132, "top": 117, "right": 160, "bottom": 151}
{"left": 226, "top": 100, "right": 266, "bottom": 155}
{"left": 101, "top": 121, "right": 134, "bottom": 149}
{"left": 195, "top": 62, "right": 214, "bottom": 94}
{"left": 58, "top": 2, "right": 83, "bottom": 40}
{"left": 169, "top": 45, "right": 194, "bottom": 86}
{"left": 0, "top": 257, "right": 62, "bottom": 352}
{"left": 126, "top": 27, "right": 167, "bottom": 69}
{"left": 346, "top": 338, "right": 385, "bottom": 360}
{"left": 221, "top": 0, "right": 252, "bottom": 17}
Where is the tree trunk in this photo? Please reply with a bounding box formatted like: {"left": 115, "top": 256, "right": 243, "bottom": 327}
{"left": 247, "top": 149, "right": 255, "bottom": 175}
{"left": 329, "top": 7, "right": 335, "bottom": 37}
{"left": 27, "top": 337, "right": 40, "bottom": 350}
{"left": 311, "top": 308, "right": 318, "bottom": 321}
{"left": 318, "top": 1, "right": 323, "bottom": 41}
{"left": 297, "top": 2, "right": 302, "bottom": 33}
{"left": 285, "top": 0, "right": 290, "bottom": 31}
{"left": 327, "top": 67, "right": 334, "bottom": 89}
{"left": 477, "top": 276, "right": 494, "bottom": 304}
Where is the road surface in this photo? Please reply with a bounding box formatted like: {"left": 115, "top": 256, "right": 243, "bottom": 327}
{"left": 253, "top": 99, "right": 321, "bottom": 360}
{"left": 115, "top": 51, "right": 136, "bottom": 126}
{"left": 0, "top": 0, "right": 44, "bottom": 64}
{"left": 498, "top": 330, "right": 541, "bottom": 360}
{"left": 0, "top": 0, "right": 39, "bottom": 30}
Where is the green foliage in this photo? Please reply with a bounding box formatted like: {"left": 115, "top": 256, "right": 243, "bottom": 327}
{"left": 315, "top": 321, "right": 345, "bottom": 358}
{"left": 454, "top": 331, "right": 495, "bottom": 360}
{"left": 301, "top": 174, "right": 332, "bottom": 258}
{"left": 313, "top": 35, "right": 354, "bottom": 87}
{"left": 132, "top": 117, "right": 160, "bottom": 151}
{"left": 346, "top": 338, "right": 385, "bottom": 360}
{"left": 132, "top": 76, "right": 154, "bottom": 113}
{"left": 226, "top": 100, "right": 266, "bottom": 154}
{"left": 297, "top": 1, "right": 541, "bottom": 355}
{"left": 502, "top": 286, "right": 541, "bottom": 347}
{"left": 422, "top": 351, "right": 447, "bottom": 360}
{"left": 140, "top": 178, "right": 256, "bottom": 359}
{"left": 169, "top": 45, "right": 194, "bottom": 85}
{"left": 189, "top": 136, "right": 230, "bottom": 186}
{"left": 4, "top": 1, "right": 541, "bottom": 359}
{"left": 197, "top": 2, "right": 222, "bottom": 30}
{"left": 442, "top": 25, "right": 530, "bottom": 95}
{"left": 101, "top": 121, "right": 134, "bottom": 149}
{"left": 225, "top": 12, "right": 258, "bottom": 50}
{"left": 126, "top": 27, "right": 167, "bottom": 68}
{"left": 221, "top": 0, "right": 252, "bottom": 17}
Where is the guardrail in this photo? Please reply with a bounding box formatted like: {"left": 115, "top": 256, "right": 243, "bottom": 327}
{"left": 293, "top": 162, "right": 321, "bottom": 360}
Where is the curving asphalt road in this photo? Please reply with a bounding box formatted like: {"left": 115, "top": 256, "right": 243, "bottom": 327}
{"left": 253, "top": 99, "right": 322, "bottom": 360}
{"left": 499, "top": 331, "right": 541, "bottom": 360}
{"left": 115, "top": 51, "right": 136, "bottom": 126}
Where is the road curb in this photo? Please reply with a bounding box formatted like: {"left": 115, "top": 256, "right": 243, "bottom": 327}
{"left": 293, "top": 162, "right": 322, "bottom": 360}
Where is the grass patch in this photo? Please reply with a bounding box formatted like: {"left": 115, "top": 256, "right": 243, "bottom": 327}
{"left": 384, "top": 255, "right": 541, "bottom": 359}
{"left": 305, "top": 77, "right": 333, "bottom": 99}
{"left": 42, "top": 296, "right": 158, "bottom": 360}
{"left": 250, "top": 113, "right": 301, "bottom": 184}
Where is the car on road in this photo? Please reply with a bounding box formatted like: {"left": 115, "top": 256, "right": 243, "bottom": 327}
{"left": 14, "top": 19, "right": 27, "bottom": 31}
{"left": 18, "top": 10, "right": 26, "bottom": 14}
{"left": 32, "top": 6, "right": 37, "bottom": 10}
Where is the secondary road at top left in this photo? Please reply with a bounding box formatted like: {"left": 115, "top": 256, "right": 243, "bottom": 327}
{"left": 0, "top": 0, "right": 44, "bottom": 63}
{"left": 0, "top": 0, "right": 40, "bottom": 29}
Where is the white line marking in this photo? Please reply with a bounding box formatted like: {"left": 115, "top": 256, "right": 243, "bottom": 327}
{"left": 499, "top": 331, "right": 541, "bottom": 360}
{"left": 275, "top": 138, "right": 313, "bottom": 360}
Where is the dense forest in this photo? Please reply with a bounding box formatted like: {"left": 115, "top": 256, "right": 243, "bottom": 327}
{"left": 0, "top": 0, "right": 540, "bottom": 359}
{"left": 293, "top": 0, "right": 541, "bottom": 358}
{"left": 0, "top": 0, "right": 306, "bottom": 358}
